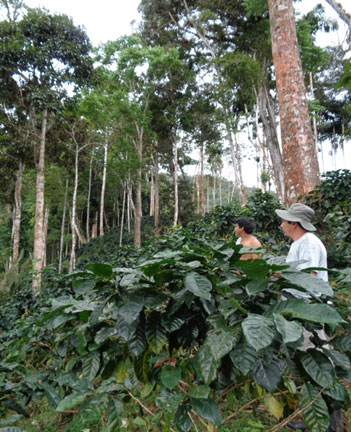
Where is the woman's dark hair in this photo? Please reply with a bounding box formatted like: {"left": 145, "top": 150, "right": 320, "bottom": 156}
{"left": 237, "top": 217, "right": 254, "bottom": 234}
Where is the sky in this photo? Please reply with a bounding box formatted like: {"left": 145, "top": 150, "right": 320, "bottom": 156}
{"left": 19, "top": 0, "right": 351, "bottom": 187}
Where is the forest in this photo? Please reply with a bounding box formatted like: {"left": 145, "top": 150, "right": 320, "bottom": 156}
{"left": 1, "top": 0, "right": 351, "bottom": 431}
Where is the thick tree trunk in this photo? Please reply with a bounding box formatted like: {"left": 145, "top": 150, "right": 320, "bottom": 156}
{"left": 99, "top": 138, "right": 108, "bottom": 237}
{"left": 86, "top": 151, "right": 93, "bottom": 241}
{"left": 32, "top": 108, "right": 48, "bottom": 291}
{"left": 12, "top": 159, "right": 24, "bottom": 267}
{"left": 59, "top": 176, "right": 68, "bottom": 274}
{"left": 173, "top": 137, "right": 179, "bottom": 226}
{"left": 268, "top": 0, "right": 320, "bottom": 204}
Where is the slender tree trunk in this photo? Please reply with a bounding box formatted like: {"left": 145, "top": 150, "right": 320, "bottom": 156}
{"left": 134, "top": 125, "right": 143, "bottom": 247}
{"left": 199, "top": 144, "right": 205, "bottom": 215}
{"left": 119, "top": 183, "right": 126, "bottom": 246}
{"left": 70, "top": 142, "right": 79, "bottom": 272}
{"left": 219, "top": 175, "right": 222, "bottom": 206}
{"left": 127, "top": 177, "right": 131, "bottom": 233}
{"left": 256, "top": 81, "right": 285, "bottom": 200}
{"left": 32, "top": 108, "right": 48, "bottom": 291}
{"left": 59, "top": 176, "right": 68, "bottom": 274}
{"left": 309, "top": 72, "right": 324, "bottom": 172}
{"left": 228, "top": 131, "right": 246, "bottom": 206}
{"left": 100, "top": 137, "right": 108, "bottom": 237}
{"left": 12, "top": 159, "right": 24, "bottom": 267}
{"left": 212, "top": 174, "right": 216, "bottom": 208}
{"left": 206, "top": 176, "right": 210, "bottom": 212}
{"left": 86, "top": 151, "right": 93, "bottom": 241}
{"left": 268, "top": 0, "right": 320, "bottom": 204}
{"left": 150, "top": 174, "right": 155, "bottom": 216}
{"left": 173, "top": 137, "right": 179, "bottom": 226}
{"left": 42, "top": 205, "right": 49, "bottom": 268}
{"left": 154, "top": 153, "right": 159, "bottom": 229}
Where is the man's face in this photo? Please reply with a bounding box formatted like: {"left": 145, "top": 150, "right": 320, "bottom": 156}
{"left": 235, "top": 223, "right": 244, "bottom": 236}
{"left": 280, "top": 220, "right": 294, "bottom": 239}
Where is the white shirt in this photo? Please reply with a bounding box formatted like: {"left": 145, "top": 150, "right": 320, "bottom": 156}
{"left": 286, "top": 232, "right": 328, "bottom": 281}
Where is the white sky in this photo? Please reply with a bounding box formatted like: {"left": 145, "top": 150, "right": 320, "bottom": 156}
{"left": 19, "top": 0, "right": 351, "bottom": 187}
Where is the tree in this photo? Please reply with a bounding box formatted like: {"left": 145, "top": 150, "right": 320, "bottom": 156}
{"left": 267, "top": 0, "right": 321, "bottom": 204}
{"left": 0, "top": 9, "right": 94, "bottom": 289}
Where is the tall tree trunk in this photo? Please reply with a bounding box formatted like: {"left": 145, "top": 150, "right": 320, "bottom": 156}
{"left": 70, "top": 142, "right": 79, "bottom": 272}
{"left": 99, "top": 138, "right": 108, "bottom": 237}
{"left": 309, "top": 72, "right": 324, "bottom": 172}
{"left": 256, "top": 81, "right": 285, "bottom": 200}
{"left": 219, "top": 175, "right": 222, "bottom": 206}
{"left": 228, "top": 131, "right": 246, "bottom": 206}
{"left": 150, "top": 173, "right": 155, "bottom": 216}
{"left": 154, "top": 153, "right": 159, "bottom": 229}
{"left": 199, "top": 144, "right": 205, "bottom": 216}
{"left": 212, "top": 174, "right": 216, "bottom": 208}
{"left": 268, "top": 0, "right": 320, "bottom": 204}
{"left": 173, "top": 136, "right": 179, "bottom": 226}
{"left": 32, "top": 108, "right": 48, "bottom": 291}
{"left": 86, "top": 151, "right": 93, "bottom": 241}
{"left": 127, "top": 176, "right": 131, "bottom": 234}
{"left": 119, "top": 183, "right": 126, "bottom": 246}
{"left": 12, "top": 159, "right": 24, "bottom": 267}
{"left": 134, "top": 125, "right": 143, "bottom": 247}
{"left": 59, "top": 176, "right": 68, "bottom": 274}
{"left": 42, "top": 205, "right": 49, "bottom": 268}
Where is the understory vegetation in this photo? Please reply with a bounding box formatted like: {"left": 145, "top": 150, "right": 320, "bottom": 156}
{"left": 0, "top": 171, "right": 351, "bottom": 432}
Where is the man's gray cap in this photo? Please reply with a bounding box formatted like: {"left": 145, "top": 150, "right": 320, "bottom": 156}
{"left": 275, "top": 203, "right": 316, "bottom": 231}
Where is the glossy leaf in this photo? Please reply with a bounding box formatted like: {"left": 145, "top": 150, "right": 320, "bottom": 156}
{"left": 238, "top": 259, "right": 270, "bottom": 279}
{"left": 230, "top": 343, "right": 257, "bottom": 375}
{"left": 272, "top": 299, "right": 345, "bottom": 324}
{"left": 301, "top": 383, "right": 330, "bottom": 432}
{"left": 85, "top": 263, "right": 113, "bottom": 279}
{"left": 246, "top": 279, "right": 267, "bottom": 296}
{"left": 82, "top": 351, "right": 100, "bottom": 381}
{"left": 300, "top": 350, "right": 335, "bottom": 388}
{"left": 160, "top": 365, "right": 181, "bottom": 389}
{"left": 145, "top": 312, "right": 167, "bottom": 354}
{"left": 184, "top": 272, "right": 212, "bottom": 300}
{"left": 175, "top": 403, "right": 192, "bottom": 432}
{"left": 242, "top": 314, "right": 275, "bottom": 351}
{"left": 190, "top": 398, "right": 221, "bottom": 426}
{"left": 40, "top": 382, "right": 60, "bottom": 408}
{"left": 273, "top": 313, "right": 302, "bottom": 343}
{"left": 188, "top": 385, "right": 210, "bottom": 399}
{"left": 253, "top": 357, "right": 282, "bottom": 393}
{"left": 195, "top": 345, "right": 219, "bottom": 384}
{"left": 56, "top": 392, "right": 89, "bottom": 412}
{"left": 281, "top": 271, "right": 333, "bottom": 297}
{"left": 205, "top": 329, "right": 240, "bottom": 361}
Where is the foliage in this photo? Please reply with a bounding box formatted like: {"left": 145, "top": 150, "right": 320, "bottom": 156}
{"left": 303, "top": 170, "right": 351, "bottom": 268}
{"left": 0, "top": 229, "right": 350, "bottom": 431}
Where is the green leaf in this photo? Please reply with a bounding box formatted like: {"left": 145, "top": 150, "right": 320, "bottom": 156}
{"left": 272, "top": 299, "right": 345, "bottom": 324}
{"left": 332, "top": 334, "right": 351, "bottom": 353}
{"left": 190, "top": 398, "right": 221, "bottom": 426}
{"left": 40, "top": 382, "right": 60, "bottom": 408}
{"left": 85, "top": 263, "right": 113, "bottom": 279}
{"left": 246, "top": 279, "right": 267, "bottom": 296}
{"left": 281, "top": 271, "right": 333, "bottom": 297}
{"left": 188, "top": 385, "right": 211, "bottom": 399}
{"left": 175, "top": 403, "right": 192, "bottom": 432}
{"left": 273, "top": 313, "right": 302, "bottom": 343}
{"left": 89, "top": 296, "right": 112, "bottom": 326}
{"left": 160, "top": 365, "right": 181, "bottom": 389}
{"left": 230, "top": 343, "right": 257, "bottom": 375}
{"left": 324, "top": 381, "right": 348, "bottom": 402}
{"left": 242, "top": 314, "right": 275, "bottom": 351}
{"left": 0, "top": 416, "right": 22, "bottom": 427}
{"left": 95, "top": 326, "right": 118, "bottom": 344}
{"left": 205, "top": 329, "right": 241, "bottom": 361}
{"left": 238, "top": 259, "right": 270, "bottom": 279}
{"left": 73, "top": 279, "right": 97, "bottom": 295}
{"left": 145, "top": 312, "right": 167, "bottom": 354}
{"left": 301, "top": 383, "right": 330, "bottom": 432}
{"left": 184, "top": 272, "right": 212, "bottom": 300}
{"left": 134, "top": 350, "right": 152, "bottom": 383}
{"left": 82, "top": 351, "right": 100, "bottom": 381}
{"left": 253, "top": 357, "right": 282, "bottom": 393}
{"left": 56, "top": 392, "right": 89, "bottom": 412}
{"left": 300, "top": 350, "right": 335, "bottom": 388}
{"left": 322, "top": 348, "right": 351, "bottom": 370}
{"left": 195, "top": 345, "right": 219, "bottom": 385}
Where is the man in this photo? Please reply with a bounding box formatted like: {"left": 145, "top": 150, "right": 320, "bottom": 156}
{"left": 235, "top": 217, "right": 262, "bottom": 260}
{"left": 275, "top": 203, "right": 327, "bottom": 281}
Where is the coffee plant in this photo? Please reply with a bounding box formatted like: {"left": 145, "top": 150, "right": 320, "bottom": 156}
{"left": 0, "top": 231, "right": 350, "bottom": 431}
